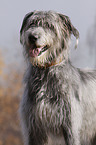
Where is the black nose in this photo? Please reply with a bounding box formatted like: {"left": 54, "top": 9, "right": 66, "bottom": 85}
{"left": 28, "top": 34, "right": 37, "bottom": 44}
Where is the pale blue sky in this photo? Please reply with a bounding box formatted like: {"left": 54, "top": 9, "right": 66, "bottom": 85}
{"left": 0, "top": 0, "right": 96, "bottom": 49}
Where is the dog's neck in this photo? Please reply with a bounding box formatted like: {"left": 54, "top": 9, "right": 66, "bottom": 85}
{"left": 38, "top": 55, "right": 69, "bottom": 68}
{"left": 45, "top": 58, "right": 63, "bottom": 68}
{"left": 31, "top": 59, "right": 70, "bottom": 70}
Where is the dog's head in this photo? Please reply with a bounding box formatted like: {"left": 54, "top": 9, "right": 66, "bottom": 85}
{"left": 20, "top": 11, "right": 79, "bottom": 67}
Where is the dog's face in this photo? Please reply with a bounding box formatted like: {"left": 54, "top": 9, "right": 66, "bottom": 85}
{"left": 20, "top": 11, "right": 79, "bottom": 67}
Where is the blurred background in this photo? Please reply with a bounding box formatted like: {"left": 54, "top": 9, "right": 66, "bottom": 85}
{"left": 0, "top": 0, "right": 96, "bottom": 145}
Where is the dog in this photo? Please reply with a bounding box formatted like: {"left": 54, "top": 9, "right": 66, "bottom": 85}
{"left": 19, "top": 10, "right": 96, "bottom": 145}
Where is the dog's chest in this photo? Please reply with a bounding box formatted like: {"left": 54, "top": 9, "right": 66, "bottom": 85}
{"left": 36, "top": 70, "right": 66, "bottom": 106}
{"left": 36, "top": 67, "right": 68, "bottom": 100}
{"left": 29, "top": 67, "right": 70, "bottom": 127}
{"left": 34, "top": 69, "right": 71, "bottom": 131}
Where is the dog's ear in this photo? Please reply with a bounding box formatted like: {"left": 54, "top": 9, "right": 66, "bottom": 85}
{"left": 59, "top": 13, "right": 79, "bottom": 48}
{"left": 59, "top": 14, "right": 79, "bottom": 39}
{"left": 20, "top": 12, "right": 34, "bottom": 44}
{"left": 20, "top": 12, "right": 34, "bottom": 34}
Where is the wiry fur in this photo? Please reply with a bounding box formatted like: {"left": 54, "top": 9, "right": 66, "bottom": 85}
{"left": 19, "top": 10, "right": 96, "bottom": 145}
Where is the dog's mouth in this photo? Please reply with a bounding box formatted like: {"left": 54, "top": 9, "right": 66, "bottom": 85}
{"left": 29, "top": 45, "right": 48, "bottom": 57}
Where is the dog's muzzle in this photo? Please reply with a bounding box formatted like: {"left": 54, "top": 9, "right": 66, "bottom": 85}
{"left": 27, "top": 34, "right": 48, "bottom": 57}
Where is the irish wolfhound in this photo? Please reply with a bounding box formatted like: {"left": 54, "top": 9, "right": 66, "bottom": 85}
{"left": 19, "top": 10, "right": 96, "bottom": 145}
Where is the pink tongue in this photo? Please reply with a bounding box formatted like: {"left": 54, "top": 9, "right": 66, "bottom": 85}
{"left": 29, "top": 47, "right": 43, "bottom": 57}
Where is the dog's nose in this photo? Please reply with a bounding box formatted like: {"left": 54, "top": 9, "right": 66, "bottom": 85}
{"left": 28, "top": 34, "right": 37, "bottom": 44}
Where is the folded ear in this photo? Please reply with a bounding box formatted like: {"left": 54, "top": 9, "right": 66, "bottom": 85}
{"left": 20, "top": 12, "right": 34, "bottom": 44}
{"left": 59, "top": 14, "right": 79, "bottom": 39}
{"left": 20, "top": 12, "right": 34, "bottom": 34}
